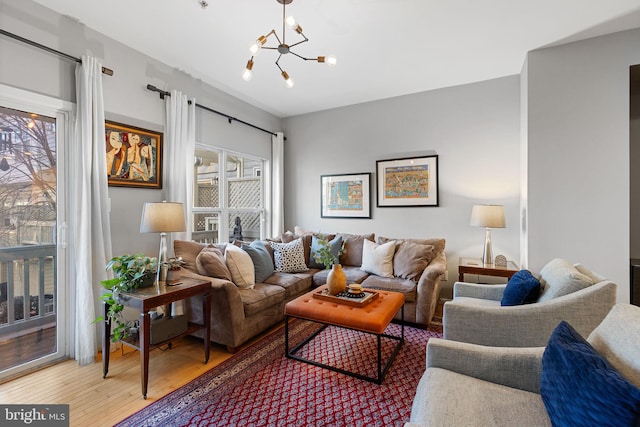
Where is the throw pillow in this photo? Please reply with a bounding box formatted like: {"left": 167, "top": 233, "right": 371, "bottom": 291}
{"left": 336, "top": 232, "right": 375, "bottom": 267}
{"left": 270, "top": 238, "right": 308, "bottom": 273}
{"left": 224, "top": 243, "right": 255, "bottom": 289}
{"left": 392, "top": 241, "right": 436, "bottom": 282}
{"left": 500, "top": 270, "right": 541, "bottom": 306}
{"left": 360, "top": 239, "right": 396, "bottom": 278}
{"left": 541, "top": 321, "right": 640, "bottom": 426}
{"left": 537, "top": 258, "right": 593, "bottom": 302}
{"left": 309, "top": 235, "right": 344, "bottom": 269}
{"left": 241, "top": 241, "right": 275, "bottom": 283}
{"left": 280, "top": 231, "right": 313, "bottom": 268}
{"left": 195, "top": 247, "right": 232, "bottom": 282}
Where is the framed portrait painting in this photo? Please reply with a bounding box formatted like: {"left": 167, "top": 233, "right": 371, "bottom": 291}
{"left": 320, "top": 173, "right": 371, "bottom": 218}
{"left": 376, "top": 155, "right": 439, "bottom": 207}
{"left": 105, "top": 121, "right": 162, "bottom": 189}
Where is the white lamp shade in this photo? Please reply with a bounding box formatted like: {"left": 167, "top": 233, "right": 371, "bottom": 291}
{"left": 470, "top": 205, "right": 506, "bottom": 228}
{"left": 140, "top": 202, "right": 186, "bottom": 233}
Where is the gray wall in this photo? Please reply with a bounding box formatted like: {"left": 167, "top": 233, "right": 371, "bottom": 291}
{"left": 283, "top": 76, "right": 522, "bottom": 297}
{"left": 523, "top": 27, "right": 640, "bottom": 303}
{"left": 630, "top": 65, "right": 640, "bottom": 259}
{"left": 0, "top": 0, "right": 281, "bottom": 326}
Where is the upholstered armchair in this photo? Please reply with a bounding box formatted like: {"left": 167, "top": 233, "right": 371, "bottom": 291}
{"left": 407, "top": 304, "right": 640, "bottom": 426}
{"left": 443, "top": 259, "right": 617, "bottom": 347}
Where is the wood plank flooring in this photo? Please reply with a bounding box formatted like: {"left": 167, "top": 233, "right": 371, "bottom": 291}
{"left": 0, "top": 327, "right": 278, "bottom": 427}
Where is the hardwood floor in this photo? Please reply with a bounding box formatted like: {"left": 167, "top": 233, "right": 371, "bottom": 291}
{"left": 0, "top": 327, "right": 279, "bottom": 427}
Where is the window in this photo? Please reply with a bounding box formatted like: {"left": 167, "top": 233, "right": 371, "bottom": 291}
{"left": 193, "top": 147, "right": 265, "bottom": 243}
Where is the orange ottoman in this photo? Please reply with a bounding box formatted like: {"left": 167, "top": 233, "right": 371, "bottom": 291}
{"left": 284, "top": 285, "right": 405, "bottom": 384}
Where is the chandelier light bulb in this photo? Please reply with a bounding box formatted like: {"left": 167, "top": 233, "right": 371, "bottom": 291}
{"left": 242, "top": 59, "right": 254, "bottom": 81}
{"left": 326, "top": 54, "right": 337, "bottom": 67}
{"left": 249, "top": 36, "right": 267, "bottom": 55}
{"left": 285, "top": 15, "right": 297, "bottom": 28}
{"left": 281, "top": 71, "right": 294, "bottom": 88}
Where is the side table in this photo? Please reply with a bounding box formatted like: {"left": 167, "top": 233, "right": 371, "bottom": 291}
{"left": 102, "top": 277, "right": 211, "bottom": 399}
{"left": 458, "top": 257, "right": 519, "bottom": 282}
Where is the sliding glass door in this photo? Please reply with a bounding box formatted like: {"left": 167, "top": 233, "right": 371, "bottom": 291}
{"left": 0, "top": 86, "right": 70, "bottom": 381}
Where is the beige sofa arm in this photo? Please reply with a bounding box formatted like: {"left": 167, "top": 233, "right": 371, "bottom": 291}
{"left": 443, "top": 280, "right": 617, "bottom": 347}
{"left": 176, "top": 267, "right": 247, "bottom": 345}
{"left": 415, "top": 251, "right": 447, "bottom": 325}
{"left": 453, "top": 281, "right": 506, "bottom": 301}
{"left": 426, "top": 338, "right": 544, "bottom": 393}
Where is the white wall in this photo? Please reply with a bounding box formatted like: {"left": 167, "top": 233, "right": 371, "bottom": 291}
{"left": 283, "top": 76, "right": 521, "bottom": 297}
{"left": 524, "top": 28, "right": 640, "bottom": 303}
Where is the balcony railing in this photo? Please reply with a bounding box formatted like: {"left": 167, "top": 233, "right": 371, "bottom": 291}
{"left": 0, "top": 244, "right": 56, "bottom": 336}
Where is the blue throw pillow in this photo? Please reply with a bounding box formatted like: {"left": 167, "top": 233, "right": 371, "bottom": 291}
{"left": 541, "top": 321, "right": 640, "bottom": 427}
{"left": 309, "top": 235, "right": 343, "bottom": 269}
{"left": 241, "top": 241, "right": 274, "bottom": 283}
{"left": 500, "top": 270, "right": 540, "bottom": 306}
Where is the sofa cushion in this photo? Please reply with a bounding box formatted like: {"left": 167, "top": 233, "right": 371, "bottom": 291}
{"left": 336, "top": 232, "right": 375, "bottom": 267}
{"left": 238, "top": 283, "right": 285, "bottom": 318}
{"left": 501, "top": 270, "right": 541, "bottom": 306}
{"left": 392, "top": 241, "right": 436, "bottom": 282}
{"left": 360, "top": 275, "right": 417, "bottom": 302}
{"left": 410, "top": 367, "right": 550, "bottom": 426}
{"left": 224, "top": 243, "right": 255, "bottom": 289}
{"left": 241, "top": 241, "right": 275, "bottom": 283}
{"left": 270, "top": 238, "right": 308, "bottom": 273}
{"left": 313, "top": 265, "right": 370, "bottom": 287}
{"left": 541, "top": 321, "right": 640, "bottom": 427}
{"left": 174, "top": 240, "right": 209, "bottom": 272}
{"left": 264, "top": 271, "right": 314, "bottom": 299}
{"left": 378, "top": 236, "right": 445, "bottom": 256}
{"left": 195, "top": 247, "right": 232, "bottom": 281}
{"left": 360, "top": 239, "right": 396, "bottom": 277}
{"left": 537, "top": 258, "right": 593, "bottom": 302}
{"left": 574, "top": 263, "right": 606, "bottom": 283}
{"left": 309, "top": 235, "right": 344, "bottom": 269}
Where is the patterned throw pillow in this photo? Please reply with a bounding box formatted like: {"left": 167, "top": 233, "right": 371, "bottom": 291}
{"left": 270, "top": 238, "right": 308, "bottom": 273}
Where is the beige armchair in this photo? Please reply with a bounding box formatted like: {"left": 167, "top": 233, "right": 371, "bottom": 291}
{"left": 443, "top": 260, "right": 617, "bottom": 347}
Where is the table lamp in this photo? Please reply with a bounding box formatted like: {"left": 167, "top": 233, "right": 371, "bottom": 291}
{"left": 140, "top": 201, "right": 186, "bottom": 285}
{"left": 470, "top": 204, "right": 505, "bottom": 265}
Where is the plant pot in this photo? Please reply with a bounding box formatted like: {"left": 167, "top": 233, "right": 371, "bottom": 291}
{"left": 327, "top": 264, "right": 347, "bottom": 295}
{"left": 140, "top": 272, "right": 156, "bottom": 288}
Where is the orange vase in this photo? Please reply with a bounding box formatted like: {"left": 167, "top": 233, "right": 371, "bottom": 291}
{"left": 327, "top": 264, "right": 347, "bottom": 295}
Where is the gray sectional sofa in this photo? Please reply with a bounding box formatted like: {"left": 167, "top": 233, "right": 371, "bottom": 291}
{"left": 172, "top": 228, "right": 446, "bottom": 352}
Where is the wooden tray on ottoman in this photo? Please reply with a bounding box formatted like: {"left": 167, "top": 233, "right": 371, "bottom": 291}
{"left": 312, "top": 287, "right": 379, "bottom": 307}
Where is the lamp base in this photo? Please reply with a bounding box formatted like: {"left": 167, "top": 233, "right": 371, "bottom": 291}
{"left": 482, "top": 228, "right": 493, "bottom": 266}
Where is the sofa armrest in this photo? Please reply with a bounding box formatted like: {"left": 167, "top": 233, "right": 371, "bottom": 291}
{"left": 443, "top": 280, "right": 617, "bottom": 347}
{"left": 426, "top": 338, "right": 544, "bottom": 393}
{"left": 176, "top": 268, "right": 247, "bottom": 344}
{"left": 415, "top": 251, "right": 447, "bottom": 325}
{"left": 453, "top": 281, "right": 506, "bottom": 300}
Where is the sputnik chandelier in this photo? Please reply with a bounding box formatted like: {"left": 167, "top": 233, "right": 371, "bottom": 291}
{"left": 241, "top": 0, "right": 336, "bottom": 88}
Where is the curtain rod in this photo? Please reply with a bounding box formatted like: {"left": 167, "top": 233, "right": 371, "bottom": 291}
{"left": 0, "top": 28, "right": 113, "bottom": 76}
{"left": 146, "top": 84, "right": 280, "bottom": 138}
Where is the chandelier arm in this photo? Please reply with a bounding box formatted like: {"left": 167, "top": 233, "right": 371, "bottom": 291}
{"left": 289, "top": 51, "right": 318, "bottom": 61}
{"left": 275, "top": 54, "right": 285, "bottom": 72}
{"left": 287, "top": 38, "right": 308, "bottom": 49}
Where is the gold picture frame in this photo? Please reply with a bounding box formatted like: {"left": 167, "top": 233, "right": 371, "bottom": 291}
{"left": 105, "top": 121, "right": 162, "bottom": 189}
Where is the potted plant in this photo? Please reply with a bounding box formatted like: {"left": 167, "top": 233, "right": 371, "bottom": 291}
{"left": 95, "top": 253, "right": 157, "bottom": 341}
{"left": 312, "top": 234, "right": 347, "bottom": 295}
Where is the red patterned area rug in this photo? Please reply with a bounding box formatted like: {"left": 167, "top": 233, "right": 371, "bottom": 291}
{"left": 116, "top": 320, "right": 442, "bottom": 427}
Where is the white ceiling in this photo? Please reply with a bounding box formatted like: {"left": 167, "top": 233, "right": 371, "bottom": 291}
{"left": 32, "top": 0, "right": 640, "bottom": 118}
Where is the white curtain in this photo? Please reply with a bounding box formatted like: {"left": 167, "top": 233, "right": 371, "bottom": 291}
{"left": 72, "top": 56, "right": 112, "bottom": 365}
{"left": 271, "top": 132, "right": 284, "bottom": 237}
{"left": 164, "top": 90, "right": 196, "bottom": 251}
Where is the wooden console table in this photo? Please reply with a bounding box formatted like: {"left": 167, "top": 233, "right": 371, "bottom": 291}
{"left": 102, "top": 277, "right": 211, "bottom": 399}
{"left": 458, "top": 257, "right": 519, "bottom": 282}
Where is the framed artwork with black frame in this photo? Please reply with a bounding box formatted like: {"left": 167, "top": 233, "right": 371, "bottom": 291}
{"left": 105, "top": 121, "right": 162, "bottom": 189}
{"left": 320, "top": 172, "right": 371, "bottom": 218}
{"left": 376, "top": 155, "right": 439, "bottom": 207}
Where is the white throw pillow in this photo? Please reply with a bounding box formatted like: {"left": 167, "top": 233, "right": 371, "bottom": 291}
{"left": 225, "top": 243, "right": 255, "bottom": 289}
{"left": 360, "top": 239, "right": 396, "bottom": 278}
{"left": 270, "top": 238, "right": 308, "bottom": 273}
{"left": 537, "top": 258, "right": 593, "bottom": 302}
